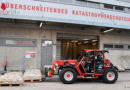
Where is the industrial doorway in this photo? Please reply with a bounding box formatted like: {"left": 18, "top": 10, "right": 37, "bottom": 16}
{"left": 56, "top": 33, "right": 99, "bottom": 60}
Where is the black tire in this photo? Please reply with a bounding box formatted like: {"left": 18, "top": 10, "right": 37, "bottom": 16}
{"left": 103, "top": 68, "right": 118, "bottom": 84}
{"left": 59, "top": 68, "right": 77, "bottom": 84}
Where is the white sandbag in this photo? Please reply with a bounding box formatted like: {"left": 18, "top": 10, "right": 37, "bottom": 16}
{"left": 0, "top": 72, "right": 24, "bottom": 84}
{"left": 23, "top": 69, "right": 42, "bottom": 80}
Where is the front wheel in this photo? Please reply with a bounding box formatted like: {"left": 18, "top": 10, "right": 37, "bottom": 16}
{"left": 103, "top": 68, "right": 118, "bottom": 84}
{"left": 59, "top": 68, "right": 77, "bottom": 84}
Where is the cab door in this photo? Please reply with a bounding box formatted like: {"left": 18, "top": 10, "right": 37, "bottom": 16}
{"left": 76, "top": 56, "right": 86, "bottom": 76}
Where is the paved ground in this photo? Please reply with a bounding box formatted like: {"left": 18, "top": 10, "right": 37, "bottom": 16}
{"left": 0, "top": 72, "right": 130, "bottom": 90}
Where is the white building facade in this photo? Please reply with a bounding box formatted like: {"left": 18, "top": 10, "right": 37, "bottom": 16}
{"left": 0, "top": 0, "right": 130, "bottom": 71}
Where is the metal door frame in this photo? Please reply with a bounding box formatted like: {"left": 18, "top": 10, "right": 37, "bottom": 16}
{"left": 41, "top": 40, "right": 53, "bottom": 70}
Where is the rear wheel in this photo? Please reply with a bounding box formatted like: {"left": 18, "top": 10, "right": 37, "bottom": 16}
{"left": 103, "top": 68, "right": 118, "bottom": 84}
{"left": 59, "top": 68, "right": 77, "bottom": 84}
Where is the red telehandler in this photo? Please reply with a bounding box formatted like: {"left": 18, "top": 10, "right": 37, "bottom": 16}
{"left": 44, "top": 49, "right": 118, "bottom": 84}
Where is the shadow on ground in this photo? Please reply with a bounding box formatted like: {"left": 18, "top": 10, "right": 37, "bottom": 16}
{"left": 45, "top": 76, "right": 104, "bottom": 84}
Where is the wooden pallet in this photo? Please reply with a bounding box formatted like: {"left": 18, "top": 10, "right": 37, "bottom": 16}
{"left": 24, "top": 79, "right": 42, "bottom": 82}
{"left": 0, "top": 83, "right": 22, "bottom": 87}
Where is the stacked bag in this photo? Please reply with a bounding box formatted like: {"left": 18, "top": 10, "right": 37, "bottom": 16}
{"left": 23, "top": 69, "right": 42, "bottom": 81}
{"left": 0, "top": 72, "right": 24, "bottom": 84}
{"left": 0, "top": 69, "right": 42, "bottom": 85}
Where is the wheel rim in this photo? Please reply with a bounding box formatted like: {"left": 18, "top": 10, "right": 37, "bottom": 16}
{"left": 64, "top": 71, "right": 74, "bottom": 81}
{"left": 107, "top": 71, "right": 115, "bottom": 81}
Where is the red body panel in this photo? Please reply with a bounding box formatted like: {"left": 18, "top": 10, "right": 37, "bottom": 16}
{"left": 50, "top": 60, "right": 77, "bottom": 77}
{"left": 53, "top": 60, "right": 77, "bottom": 66}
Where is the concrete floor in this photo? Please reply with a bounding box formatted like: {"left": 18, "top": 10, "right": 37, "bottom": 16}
{"left": 0, "top": 72, "right": 130, "bottom": 90}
